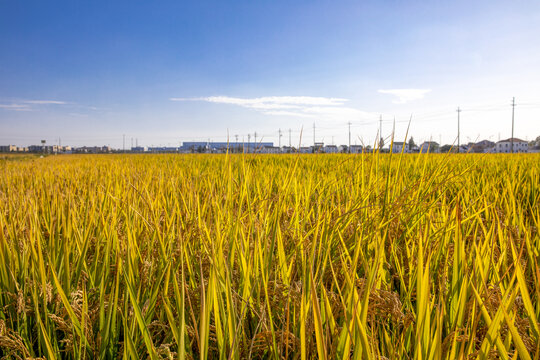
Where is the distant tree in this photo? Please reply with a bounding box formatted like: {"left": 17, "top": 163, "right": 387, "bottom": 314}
{"left": 440, "top": 144, "right": 453, "bottom": 153}
{"left": 379, "top": 137, "right": 385, "bottom": 149}
{"left": 408, "top": 137, "right": 416, "bottom": 148}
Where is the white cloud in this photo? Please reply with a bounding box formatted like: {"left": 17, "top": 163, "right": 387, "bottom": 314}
{"left": 0, "top": 104, "right": 32, "bottom": 111}
{"left": 302, "top": 106, "right": 372, "bottom": 118}
{"left": 23, "top": 100, "right": 67, "bottom": 105}
{"left": 170, "top": 95, "right": 375, "bottom": 121}
{"left": 262, "top": 110, "right": 313, "bottom": 118}
{"left": 0, "top": 99, "right": 68, "bottom": 111}
{"left": 378, "top": 89, "right": 431, "bottom": 104}
{"left": 171, "top": 96, "right": 348, "bottom": 107}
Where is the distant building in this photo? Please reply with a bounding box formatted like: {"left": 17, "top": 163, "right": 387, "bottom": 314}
{"left": 73, "top": 146, "right": 112, "bottom": 154}
{"left": 419, "top": 141, "right": 439, "bottom": 153}
{"left": 27, "top": 145, "right": 61, "bottom": 153}
{"left": 391, "top": 142, "right": 409, "bottom": 153}
{"left": 181, "top": 142, "right": 273, "bottom": 153}
{"left": 494, "top": 138, "right": 528, "bottom": 153}
{"left": 260, "top": 146, "right": 280, "bottom": 154}
{"left": 62, "top": 146, "right": 72, "bottom": 154}
{"left": 131, "top": 146, "right": 148, "bottom": 153}
{"left": 280, "top": 146, "right": 295, "bottom": 153}
{"left": 324, "top": 145, "right": 338, "bottom": 153}
{"left": 349, "top": 145, "right": 363, "bottom": 153}
{"left": 299, "top": 147, "right": 311, "bottom": 153}
{"left": 470, "top": 140, "right": 495, "bottom": 153}
{"left": 148, "top": 147, "right": 178, "bottom": 153}
{"left": 28, "top": 145, "right": 43, "bottom": 153}
{"left": 312, "top": 142, "right": 324, "bottom": 153}
{"left": 0, "top": 145, "right": 17, "bottom": 152}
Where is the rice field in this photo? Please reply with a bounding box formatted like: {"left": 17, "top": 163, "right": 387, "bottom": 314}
{"left": 0, "top": 153, "right": 539, "bottom": 359}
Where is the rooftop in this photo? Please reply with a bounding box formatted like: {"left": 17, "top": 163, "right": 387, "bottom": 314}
{"left": 497, "top": 138, "right": 527, "bottom": 143}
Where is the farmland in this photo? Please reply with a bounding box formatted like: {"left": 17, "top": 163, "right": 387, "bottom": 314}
{"left": 0, "top": 153, "right": 539, "bottom": 359}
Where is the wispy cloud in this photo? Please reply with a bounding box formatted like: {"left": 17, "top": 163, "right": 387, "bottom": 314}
{"left": 0, "top": 99, "right": 68, "bottom": 111}
{"left": 23, "top": 100, "right": 67, "bottom": 105}
{"left": 378, "top": 89, "right": 431, "bottom": 104}
{"left": 171, "top": 96, "right": 373, "bottom": 120}
{"left": 262, "top": 110, "right": 312, "bottom": 118}
{"left": 171, "top": 95, "right": 347, "bottom": 107}
{"left": 0, "top": 104, "right": 33, "bottom": 111}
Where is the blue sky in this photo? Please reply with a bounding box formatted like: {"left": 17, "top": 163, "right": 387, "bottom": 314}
{"left": 1, "top": 0, "right": 539, "bottom": 147}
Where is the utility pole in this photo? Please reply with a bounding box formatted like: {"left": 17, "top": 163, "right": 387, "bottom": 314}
{"left": 313, "top": 123, "right": 316, "bottom": 147}
{"left": 348, "top": 121, "right": 351, "bottom": 153}
{"left": 289, "top": 128, "right": 292, "bottom": 147}
{"left": 254, "top": 132, "right": 257, "bottom": 152}
{"left": 136, "top": 138, "right": 138, "bottom": 147}
{"left": 248, "top": 134, "right": 251, "bottom": 153}
{"left": 511, "top": 97, "right": 515, "bottom": 153}
{"left": 456, "top": 107, "right": 461, "bottom": 153}
{"left": 379, "top": 115, "right": 383, "bottom": 149}
{"left": 278, "top": 128, "right": 282, "bottom": 148}
{"left": 123, "top": 134, "right": 125, "bottom": 153}
{"left": 235, "top": 134, "right": 238, "bottom": 144}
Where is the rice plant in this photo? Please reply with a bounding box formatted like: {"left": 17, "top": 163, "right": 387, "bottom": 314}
{"left": 0, "top": 153, "right": 538, "bottom": 359}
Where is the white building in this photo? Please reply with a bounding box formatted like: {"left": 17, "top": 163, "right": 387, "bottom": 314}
{"left": 260, "top": 146, "right": 280, "bottom": 154}
{"left": 494, "top": 138, "right": 529, "bottom": 153}
{"left": 419, "top": 141, "right": 439, "bottom": 153}
{"left": 391, "top": 142, "right": 409, "bottom": 153}
{"left": 324, "top": 145, "right": 339, "bottom": 153}
{"left": 350, "top": 145, "right": 363, "bottom": 153}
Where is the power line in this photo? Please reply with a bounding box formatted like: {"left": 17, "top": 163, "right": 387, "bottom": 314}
{"left": 511, "top": 97, "right": 516, "bottom": 153}
{"left": 348, "top": 121, "right": 351, "bottom": 153}
{"left": 456, "top": 107, "right": 461, "bottom": 153}
{"left": 288, "top": 128, "right": 291, "bottom": 147}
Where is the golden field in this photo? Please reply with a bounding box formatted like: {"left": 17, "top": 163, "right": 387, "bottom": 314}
{"left": 0, "top": 153, "right": 539, "bottom": 359}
